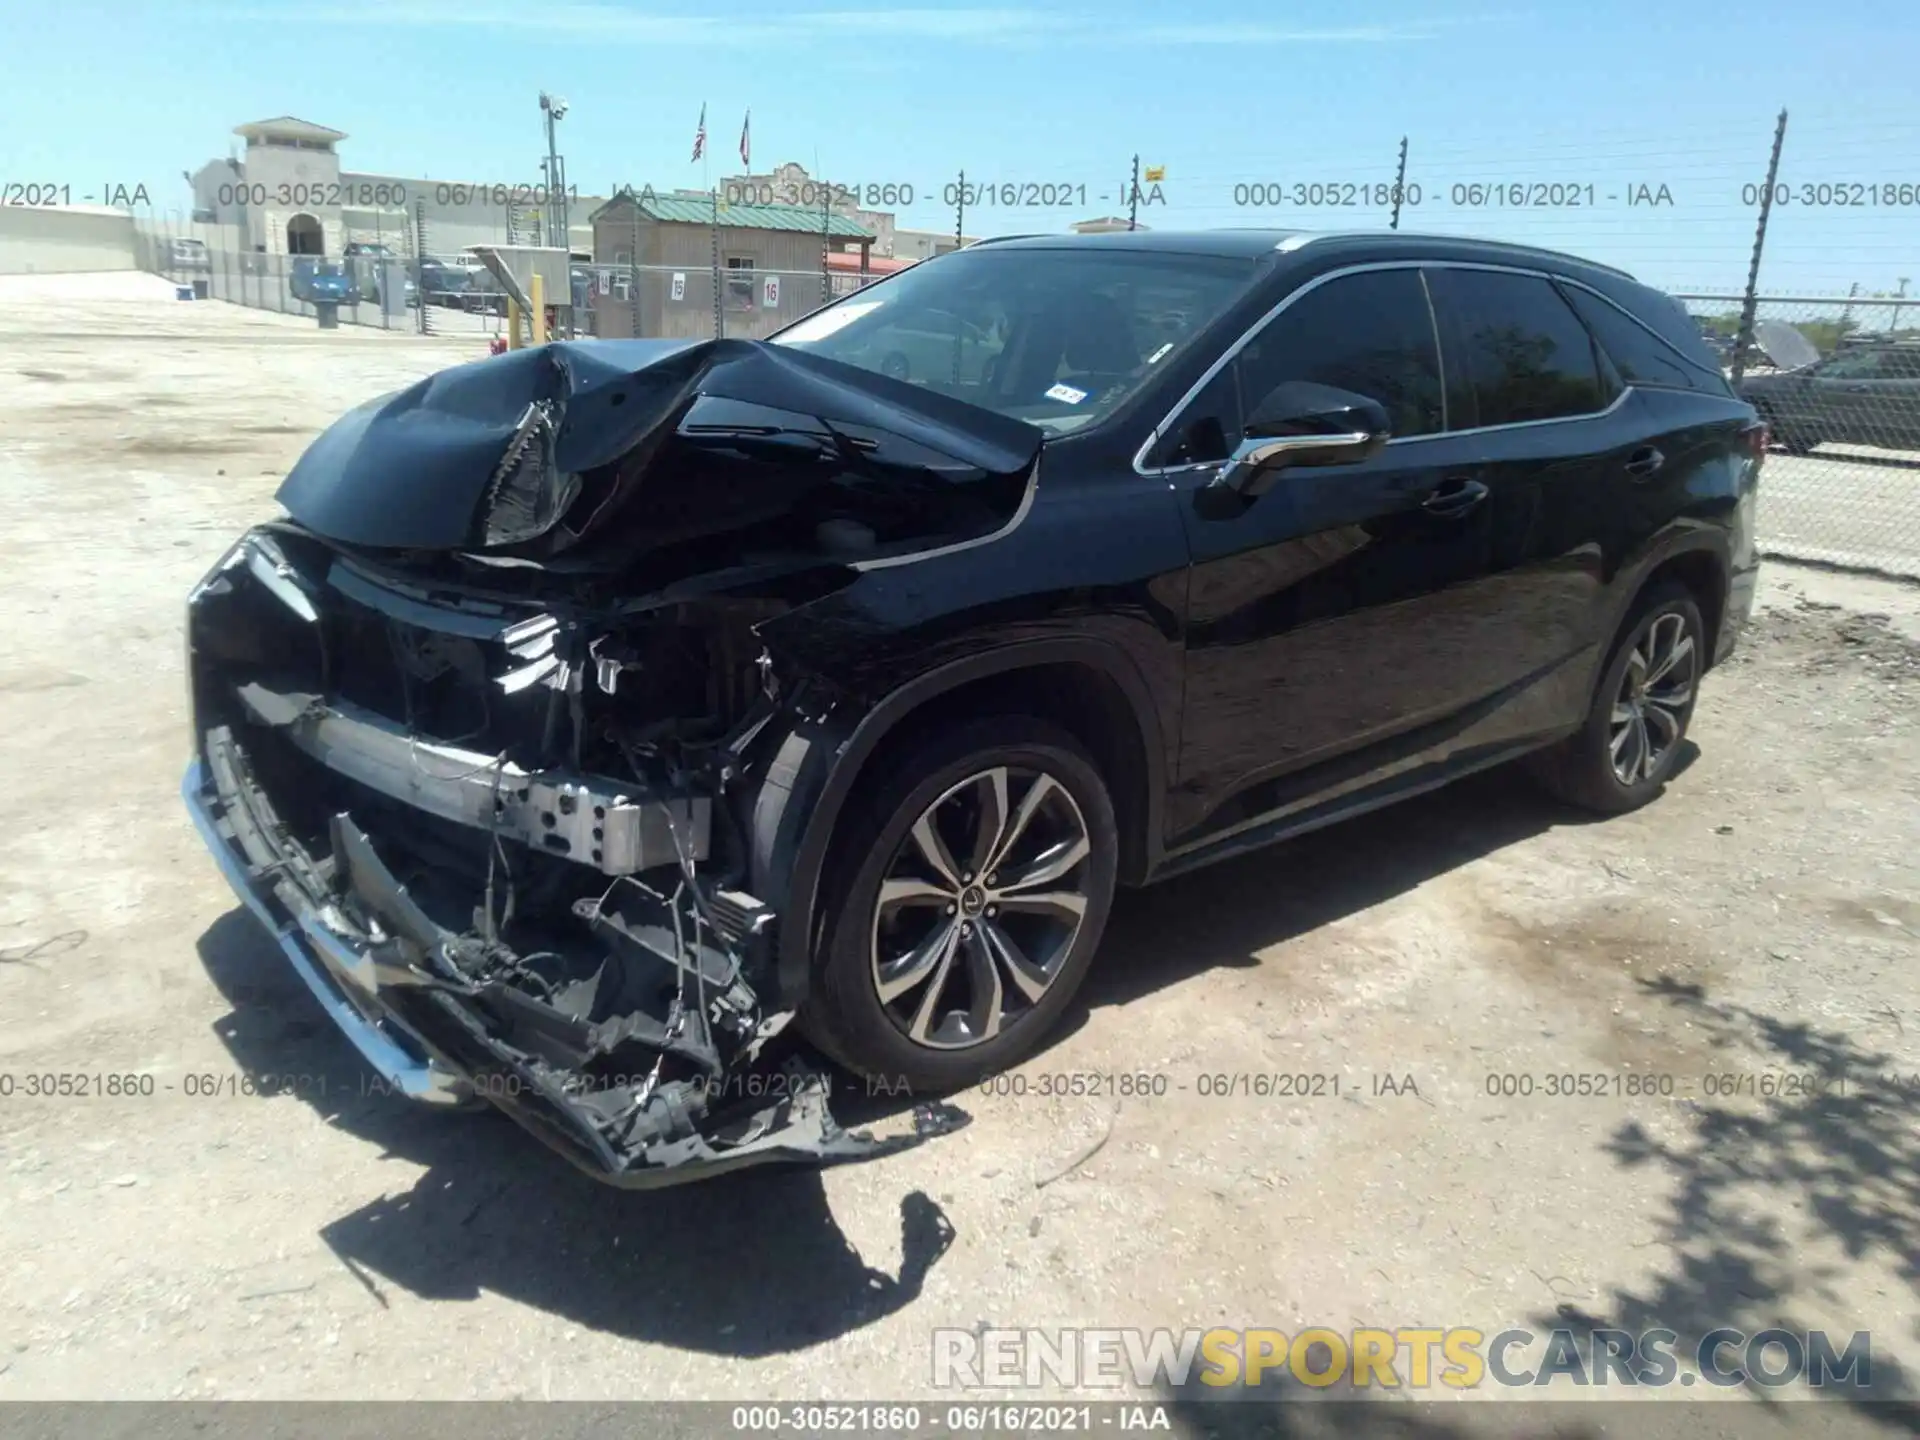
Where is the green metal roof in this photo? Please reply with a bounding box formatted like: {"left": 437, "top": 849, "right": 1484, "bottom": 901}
{"left": 594, "top": 188, "right": 872, "bottom": 240}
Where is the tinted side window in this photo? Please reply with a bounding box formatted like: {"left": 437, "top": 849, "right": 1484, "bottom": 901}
{"left": 1234, "top": 269, "right": 1445, "bottom": 439}
{"left": 1561, "top": 284, "right": 1723, "bottom": 393}
{"left": 1429, "top": 268, "right": 1611, "bottom": 427}
{"left": 1602, "top": 281, "right": 1738, "bottom": 387}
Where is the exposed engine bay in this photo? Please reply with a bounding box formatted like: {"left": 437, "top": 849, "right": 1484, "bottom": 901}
{"left": 183, "top": 338, "right": 1043, "bottom": 1184}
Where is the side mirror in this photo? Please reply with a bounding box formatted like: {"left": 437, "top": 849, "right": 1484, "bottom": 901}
{"left": 1215, "top": 381, "right": 1392, "bottom": 498}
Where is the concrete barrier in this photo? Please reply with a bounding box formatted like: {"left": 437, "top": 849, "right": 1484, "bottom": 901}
{"left": 0, "top": 206, "right": 138, "bottom": 275}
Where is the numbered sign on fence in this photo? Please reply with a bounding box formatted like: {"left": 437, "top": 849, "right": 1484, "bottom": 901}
{"left": 762, "top": 275, "right": 780, "bottom": 308}
{"left": 670, "top": 272, "right": 686, "bottom": 302}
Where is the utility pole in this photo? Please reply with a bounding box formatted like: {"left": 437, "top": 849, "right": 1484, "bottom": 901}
{"left": 1389, "top": 136, "right": 1409, "bottom": 230}
{"left": 1733, "top": 108, "right": 1788, "bottom": 385}
{"left": 1127, "top": 154, "right": 1140, "bottom": 231}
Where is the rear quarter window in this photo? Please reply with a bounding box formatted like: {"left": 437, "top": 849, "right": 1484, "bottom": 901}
{"left": 1561, "top": 283, "right": 1733, "bottom": 396}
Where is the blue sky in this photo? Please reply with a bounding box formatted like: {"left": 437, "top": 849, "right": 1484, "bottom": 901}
{"left": 4, "top": 0, "right": 1917, "bottom": 294}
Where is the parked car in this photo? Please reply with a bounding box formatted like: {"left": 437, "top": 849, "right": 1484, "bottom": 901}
{"left": 1736, "top": 341, "right": 1920, "bottom": 453}
{"left": 416, "top": 258, "right": 473, "bottom": 307}
{"left": 183, "top": 229, "right": 1762, "bottom": 1187}
{"left": 288, "top": 259, "right": 357, "bottom": 306}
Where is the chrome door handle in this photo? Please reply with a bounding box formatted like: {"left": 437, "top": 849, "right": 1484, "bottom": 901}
{"left": 1420, "top": 478, "right": 1488, "bottom": 516}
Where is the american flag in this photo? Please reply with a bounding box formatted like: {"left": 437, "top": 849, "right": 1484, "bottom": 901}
{"left": 691, "top": 104, "right": 706, "bottom": 162}
{"left": 739, "top": 110, "right": 751, "bottom": 167}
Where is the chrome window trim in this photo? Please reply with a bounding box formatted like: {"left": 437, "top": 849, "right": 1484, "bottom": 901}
{"left": 1283, "top": 230, "right": 1636, "bottom": 280}
{"left": 1133, "top": 257, "right": 1635, "bottom": 476}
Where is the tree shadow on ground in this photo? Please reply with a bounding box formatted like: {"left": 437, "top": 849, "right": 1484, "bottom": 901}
{"left": 1531, "top": 976, "right": 1920, "bottom": 1427}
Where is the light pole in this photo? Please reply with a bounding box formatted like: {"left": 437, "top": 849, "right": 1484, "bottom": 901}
{"left": 539, "top": 93, "right": 570, "bottom": 253}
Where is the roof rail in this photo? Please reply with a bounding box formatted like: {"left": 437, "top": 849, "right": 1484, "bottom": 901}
{"left": 1297, "top": 229, "right": 1637, "bottom": 280}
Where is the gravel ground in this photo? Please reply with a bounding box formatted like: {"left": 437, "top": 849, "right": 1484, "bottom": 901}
{"left": 2, "top": 274, "right": 1918, "bottom": 1431}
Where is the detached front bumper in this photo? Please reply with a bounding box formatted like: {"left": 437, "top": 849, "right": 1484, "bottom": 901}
{"left": 184, "top": 758, "right": 472, "bottom": 1106}
{"left": 183, "top": 739, "right": 959, "bottom": 1187}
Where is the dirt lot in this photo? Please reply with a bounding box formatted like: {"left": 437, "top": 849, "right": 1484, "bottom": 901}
{"left": 2, "top": 273, "right": 1918, "bottom": 1425}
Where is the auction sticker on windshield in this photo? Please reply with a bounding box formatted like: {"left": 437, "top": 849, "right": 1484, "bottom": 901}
{"left": 1045, "top": 383, "right": 1088, "bottom": 404}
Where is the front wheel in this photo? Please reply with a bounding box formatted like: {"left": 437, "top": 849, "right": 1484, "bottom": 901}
{"left": 1527, "top": 583, "right": 1704, "bottom": 814}
{"left": 802, "top": 717, "right": 1118, "bottom": 1091}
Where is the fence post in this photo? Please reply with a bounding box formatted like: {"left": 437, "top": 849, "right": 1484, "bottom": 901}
{"left": 412, "top": 197, "right": 430, "bottom": 336}
{"left": 1390, "top": 136, "right": 1409, "bottom": 230}
{"left": 629, "top": 190, "right": 642, "bottom": 340}
{"left": 1733, "top": 108, "right": 1788, "bottom": 384}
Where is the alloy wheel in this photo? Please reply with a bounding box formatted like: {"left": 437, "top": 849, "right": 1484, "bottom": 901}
{"left": 869, "top": 765, "right": 1093, "bottom": 1050}
{"left": 1609, "top": 611, "right": 1697, "bottom": 786}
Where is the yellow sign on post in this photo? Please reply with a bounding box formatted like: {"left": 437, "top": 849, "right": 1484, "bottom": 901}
{"left": 530, "top": 272, "right": 548, "bottom": 345}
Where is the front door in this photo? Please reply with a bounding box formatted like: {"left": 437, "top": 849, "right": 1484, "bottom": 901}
{"left": 1162, "top": 263, "right": 1621, "bottom": 846}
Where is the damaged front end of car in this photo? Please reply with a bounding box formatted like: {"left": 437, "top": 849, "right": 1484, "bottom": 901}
{"left": 183, "top": 338, "right": 1043, "bottom": 1186}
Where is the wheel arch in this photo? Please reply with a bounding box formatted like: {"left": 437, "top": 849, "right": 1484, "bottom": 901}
{"left": 1599, "top": 528, "right": 1732, "bottom": 678}
{"left": 1640, "top": 548, "right": 1728, "bottom": 666}
{"left": 750, "top": 639, "right": 1167, "bottom": 1011}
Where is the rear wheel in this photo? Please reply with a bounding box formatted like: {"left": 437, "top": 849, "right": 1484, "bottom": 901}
{"left": 803, "top": 717, "right": 1118, "bottom": 1091}
{"left": 1527, "top": 583, "right": 1704, "bottom": 814}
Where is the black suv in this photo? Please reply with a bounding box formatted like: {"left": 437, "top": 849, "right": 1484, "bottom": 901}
{"left": 184, "top": 229, "right": 1763, "bottom": 1186}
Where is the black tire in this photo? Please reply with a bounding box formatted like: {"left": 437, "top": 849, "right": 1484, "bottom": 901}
{"left": 802, "top": 716, "right": 1118, "bottom": 1091}
{"left": 1527, "top": 583, "right": 1705, "bottom": 814}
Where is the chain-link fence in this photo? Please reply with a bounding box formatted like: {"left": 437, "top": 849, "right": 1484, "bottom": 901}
{"left": 131, "top": 221, "right": 434, "bottom": 333}
{"left": 1676, "top": 294, "right": 1920, "bottom": 577}
{"left": 574, "top": 262, "right": 878, "bottom": 343}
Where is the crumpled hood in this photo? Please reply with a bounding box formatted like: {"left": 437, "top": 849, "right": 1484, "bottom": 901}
{"left": 277, "top": 338, "right": 1044, "bottom": 554}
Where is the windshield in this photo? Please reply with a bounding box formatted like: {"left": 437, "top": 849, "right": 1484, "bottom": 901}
{"left": 769, "top": 246, "right": 1260, "bottom": 435}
